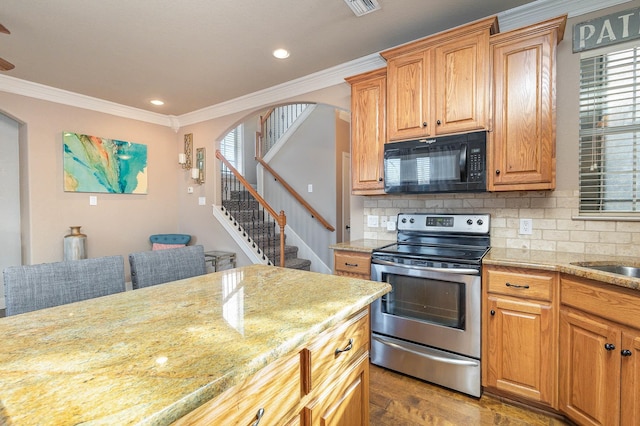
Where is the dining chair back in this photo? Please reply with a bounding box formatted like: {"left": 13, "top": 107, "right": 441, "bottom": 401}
{"left": 129, "top": 245, "right": 207, "bottom": 289}
{"left": 3, "top": 255, "right": 126, "bottom": 316}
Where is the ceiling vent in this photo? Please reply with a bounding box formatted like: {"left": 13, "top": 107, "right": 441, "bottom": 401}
{"left": 343, "top": 0, "right": 381, "bottom": 17}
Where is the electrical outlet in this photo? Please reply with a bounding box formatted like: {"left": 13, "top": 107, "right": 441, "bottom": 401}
{"left": 307, "top": 184, "right": 313, "bottom": 193}
{"left": 198, "top": 197, "right": 206, "bottom": 206}
{"left": 519, "top": 218, "right": 533, "bottom": 235}
{"left": 367, "top": 215, "right": 379, "bottom": 227}
{"left": 187, "top": 186, "right": 194, "bottom": 194}
{"left": 89, "top": 196, "right": 97, "bottom": 206}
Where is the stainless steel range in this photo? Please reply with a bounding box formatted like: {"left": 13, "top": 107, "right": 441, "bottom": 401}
{"left": 370, "top": 213, "right": 490, "bottom": 397}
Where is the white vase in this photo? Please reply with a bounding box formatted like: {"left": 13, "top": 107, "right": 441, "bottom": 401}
{"left": 64, "top": 226, "right": 87, "bottom": 260}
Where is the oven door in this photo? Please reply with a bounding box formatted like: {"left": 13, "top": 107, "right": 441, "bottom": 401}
{"left": 370, "top": 259, "right": 481, "bottom": 358}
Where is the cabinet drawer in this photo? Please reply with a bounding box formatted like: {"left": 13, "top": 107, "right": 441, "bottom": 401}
{"left": 486, "top": 267, "right": 555, "bottom": 301}
{"left": 561, "top": 275, "right": 640, "bottom": 330}
{"left": 304, "top": 309, "right": 370, "bottom": 393}
{"left": 174, "top": 353, "right": 301, "bottom": 425}
{"left": 334, "top": 251, "right": 371, "bottom": 278}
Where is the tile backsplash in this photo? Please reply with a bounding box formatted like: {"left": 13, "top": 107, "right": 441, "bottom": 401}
{"left": 362, "top": 190, "right": 640, "bottom": 257}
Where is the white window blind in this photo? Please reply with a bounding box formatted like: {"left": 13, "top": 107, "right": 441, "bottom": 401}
{"left": 220, "top": 125, "right": 243, "bottom": 173}
{"left": 579, "top": 45, "right": 640, "bottom": 214}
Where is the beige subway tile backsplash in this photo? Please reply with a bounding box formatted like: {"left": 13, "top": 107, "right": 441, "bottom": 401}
{"left": 362, "top": 191, "right": 640, "bottom": 255}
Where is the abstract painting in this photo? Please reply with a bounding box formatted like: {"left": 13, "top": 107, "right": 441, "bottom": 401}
{"left": 63, "top": 132, "right": 148, "bottom": 194}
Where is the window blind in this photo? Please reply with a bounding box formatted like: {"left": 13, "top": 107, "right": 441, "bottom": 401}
{"left": 579, "top": 45, "right": 640, "bottom": 214}
{"left": 220, "top": 125, "right": 243, "bottom": 173}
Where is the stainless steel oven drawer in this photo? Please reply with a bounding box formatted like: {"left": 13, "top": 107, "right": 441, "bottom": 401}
{"left": 371, "top": 333, "right": 481, "bottom": 397}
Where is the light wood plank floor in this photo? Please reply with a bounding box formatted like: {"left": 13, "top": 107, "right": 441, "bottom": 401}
{"left": 369, "top": 364, "right": 569, "bottom": 425}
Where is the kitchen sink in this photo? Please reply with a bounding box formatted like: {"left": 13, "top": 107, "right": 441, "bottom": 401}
{"left": 572, "top": 263, "right": 640, "bottom": 278}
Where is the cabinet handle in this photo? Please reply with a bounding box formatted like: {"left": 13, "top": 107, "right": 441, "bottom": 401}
{"left": 436, "top": 119, "right": 442, "bottom": 125}
{"left": 505, "top": 282, "right": 530, "bottom": 289}
{"left": 422, "top": 121, "right": 428, "bottom": 127}
{"left": 495, "top": 170, "right": 501, "bottom": 175}
{"left": 251, "top": 408, "right": 265, "bottom": 426}
{"left": 335, "top": 338, "right": 354, "bottom": 356}
{"left": 490, "top": 310, "right": 495, "bottom": 316}
{"left": 622, "top": 349, "right": 633, "bottom": 357}
{"left": 345, "top": 262, "right": 359, "bottom": 267}
{"left": 605, "top": 343, "right": 616, "bottom": 351}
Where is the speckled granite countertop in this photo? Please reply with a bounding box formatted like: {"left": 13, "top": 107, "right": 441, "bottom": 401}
{"left": 329, "top": 239, "right": 394, "bottom": 253}
{"left": 485, "top": 248, "right": 640, "bottom": 291}
{"left": 331, "top": 240, "right": 640, "bottom": 293}
{"left": 0, "top": 265, "right": 391, "bottom": 426}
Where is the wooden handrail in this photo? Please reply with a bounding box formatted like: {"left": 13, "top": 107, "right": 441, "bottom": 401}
{"left": 216, "top": 150, "right": 286, "bottom": 267}
{"left": 255, "top": 157, "right": 335, "bottom": 232}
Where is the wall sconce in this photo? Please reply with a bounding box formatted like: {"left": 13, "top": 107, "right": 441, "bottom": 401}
{"left": 192, "top": 147, "right": 205, "bottom": 184}
{"left": 179, "top": 133, "right": 193, "bottom": 169}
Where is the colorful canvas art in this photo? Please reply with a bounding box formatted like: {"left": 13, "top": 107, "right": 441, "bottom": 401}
{"left": 63, "top": 132, "right": 148, "bottom": 194}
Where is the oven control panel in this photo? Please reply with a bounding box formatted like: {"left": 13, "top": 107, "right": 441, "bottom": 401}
{"left": 396, "top": 213, "right": 490, "bottom": 234}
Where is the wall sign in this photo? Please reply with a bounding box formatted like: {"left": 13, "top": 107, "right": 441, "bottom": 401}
{"left": 573, "top": 7, "right": 640, "bottom": 53}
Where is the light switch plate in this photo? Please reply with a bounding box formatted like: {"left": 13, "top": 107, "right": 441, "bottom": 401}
{"left": 386, "top": 221, "right": 396, "bottom": 231}
{"left": 307, "top": 184, "right": 313, "bottom": 193}
{"left": 89, "top": 196, "right": 97, "bottom": 206}
{"left": 187, "top": 186, "right": 194, "bottom": 194}
{"left": 367, "top": 215, "right": 379, "bottom": 227}
{"left": 198, "top": 197, "right": 206, "bottom": 206}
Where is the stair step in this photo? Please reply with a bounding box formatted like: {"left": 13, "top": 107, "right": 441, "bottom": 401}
{"left": 284, "top": 258, "right": 312, "bottom": 271}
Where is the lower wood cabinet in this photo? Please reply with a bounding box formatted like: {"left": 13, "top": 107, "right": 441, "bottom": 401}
{"left": 174, "top": 308, "right": 371, "bottom": 425}
{"left": 334, "top": 250, "right": 371, "bottom": 280}
{"left": 482, "top": 266, "right": 558, "bottom": 408}
{"left": 559, "top": 276, "right": 640, "bottom": 426}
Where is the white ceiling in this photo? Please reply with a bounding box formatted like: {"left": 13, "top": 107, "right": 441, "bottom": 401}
{"left": 0, "top": 0, "right": 631, "bottom": 117}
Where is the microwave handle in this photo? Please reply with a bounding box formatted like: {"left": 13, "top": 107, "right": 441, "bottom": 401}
{"left": 459, "top": 144, "right": 467, "bottom": 182}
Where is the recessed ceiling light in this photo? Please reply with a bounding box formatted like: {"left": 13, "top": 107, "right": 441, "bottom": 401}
{"left": 273, "top": 49, "right": 290, "bottom": 59}
{"left": 150, "top": 99, "right": 164, "bottom": 106}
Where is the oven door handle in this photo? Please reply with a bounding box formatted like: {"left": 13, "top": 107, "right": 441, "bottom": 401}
{"left": 371, "top": 258, "right": 480, "bottom": 275}
{"left": 372, "top": 335, "right": 480, "bottom": 367}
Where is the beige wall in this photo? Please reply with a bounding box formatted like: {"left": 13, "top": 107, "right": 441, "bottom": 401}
{"left": 0, "top": 92, "right": 178, "bottom": 274}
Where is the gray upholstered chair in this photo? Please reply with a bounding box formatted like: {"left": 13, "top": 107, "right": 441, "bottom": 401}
{"left": 129, "top": 245, "right": 207, "bottom": 289}
{"left": 3, "top": 255, "right": 126, "bottom": 316}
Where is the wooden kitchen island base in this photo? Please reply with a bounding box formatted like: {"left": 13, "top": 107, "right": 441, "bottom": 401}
{"left": 175, "top": 308, "right": 371, "bottom": 425}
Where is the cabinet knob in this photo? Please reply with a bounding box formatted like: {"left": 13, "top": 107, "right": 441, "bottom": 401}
{"left": 422, "top": 121, "right": 428, "bottom": 127}
{"left": 490, "top": 310, "right": 495, "bottom": 316}
{"left": 436, "top": 119, "right": 442, "bottom": 125}
{"left": 495, "top": 170, "right": 501, "bottom": 175}
{"left": 378, "top": 177, "right": 383, "bottom": 181}
{"left": 622, "top": 349, "right": 633, "bottom": 357}
{"left": 605, "top": 343, "right": 616, "bottom": 351}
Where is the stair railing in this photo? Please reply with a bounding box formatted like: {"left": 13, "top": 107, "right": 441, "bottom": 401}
{"left": 255, "top": 156, "right": 335, "bottom": 232}
{"left": 259, "top": 103, "right": 310, "bottom": 157}
{"left": 217, "top": 150, "right": 286, "bottom": 267}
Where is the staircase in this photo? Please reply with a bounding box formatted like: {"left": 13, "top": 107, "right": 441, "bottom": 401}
{"left": 222, "top": 186, "right": 311, "bottom": 271}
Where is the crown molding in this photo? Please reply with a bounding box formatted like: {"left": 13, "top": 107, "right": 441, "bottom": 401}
{"left": 0, "top": 0, "right": 631, "bottom": 130}
{"left": 497, "top": 0, "right": 632, "bottom": 31}
{"left": 0, "top": 74, "right": 174, "bottom": 128}
{"left": 177, "top": 53, "right": 385, "bottom": 127}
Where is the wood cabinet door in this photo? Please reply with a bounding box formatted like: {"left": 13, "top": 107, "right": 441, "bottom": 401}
{"left": 621, "top": 332, "right": 640, "bottom": 426}
{"left": 559, "top": 309, "right": 621, "bottom": 426}
{"left": 304, "top": 353, "right": 369, "bottom": 426}
{"left": 348, "top": 68, "right": 386, "bottom": 194}
{"left": 386, "top": 51, "right": 431, "bottom": 141}
{"left": 434, "top": 31, "right": 488, "bottom": 135}
{"left": 485, "top": 295, "right": 556, "bottom": 406}
{"left": 488, "top": 23, "right": 559, "bottom": 191}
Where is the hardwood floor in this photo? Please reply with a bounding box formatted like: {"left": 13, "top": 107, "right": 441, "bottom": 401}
{"left": 369, "top": 364, "right": 569, "bottom": 425}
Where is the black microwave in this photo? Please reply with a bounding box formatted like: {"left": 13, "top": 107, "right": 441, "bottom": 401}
{"left": 383, "top": 131, "right": 487, "bottom": 194}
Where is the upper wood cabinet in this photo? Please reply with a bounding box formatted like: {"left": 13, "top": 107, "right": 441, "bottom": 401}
{"left": 488, "top": 16, "right": 566, "bottom": 191}
{"left": 345, "top": 68, "right": 386, "bottom": 195}
{"left": 382, "top": 17, "right": 497, "bottom": 142}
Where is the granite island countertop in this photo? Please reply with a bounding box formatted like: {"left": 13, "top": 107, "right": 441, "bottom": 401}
{"left": 0, "top": 264, "right": 391, "bottom": 426}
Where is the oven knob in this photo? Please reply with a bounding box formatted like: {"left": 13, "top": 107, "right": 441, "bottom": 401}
{"left": 467, "top": 219, "right": 473, "bottom": 225}
{"left": 401, "top": 218, "right": 407, "bottom": 223}
{"left": 477, "top": 219, "right": 483, "bottom": 226}
{"left": 409, "top": 218, "right": 415, "bottom": 223}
